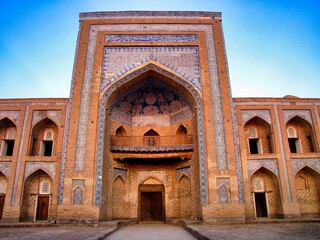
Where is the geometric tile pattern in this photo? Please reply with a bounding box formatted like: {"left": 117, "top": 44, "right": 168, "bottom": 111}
{"left": 241, "top": 109, "right": 272, "bottom": 125}
{"left": 292, "top": 158, "right": 320, "bottom": 175}
{"left": 113, "top": 168, "right": 128, "bottom": 181}
{"left": 0, "top": 111, "right": 20, "bottom": 125}
{"left": 175, "top": 166, "right": 191, "bottom": 180}
{"left": 216, "top": 178, "right": 230, "bottom": 204}
{"left": 24, "top": 162, "right": 56, "bottom": 180}
{"left": 283, "top": 109, "right": 313, "bottom": 125}
{"left": 136, "top": 171, "right": 166, "bottom": 185}
{"left": 101, "top": 46, "right": 201, "bottom": 91}
{"left": 0, "top": 161, "right": 11, "bottom": 178}
{"left": 247, "top": 159, "right": 279, "bottom": 178}
{"left": 105, "top": 34, "right": 198, "bottom": 42}
{"left": 72, "top": 179, "right": 85, "bottom": 188}
{"left": 31, "top": 110, "right": 62, "bottom": 126}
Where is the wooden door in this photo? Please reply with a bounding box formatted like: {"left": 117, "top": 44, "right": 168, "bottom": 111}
{"left": 36, "top": 196, "right": 49, "bottom": 221}
{"left": 140, "top": 192, "right": 163, "bottom": 221}
{"left": 0, "top": 195, "right": 5, "bottom": 219}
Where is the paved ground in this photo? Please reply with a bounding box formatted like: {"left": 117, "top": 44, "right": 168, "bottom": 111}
{"left": 188, "top": 222, "right": 320, "bottom": 240}
{"left": 0, "top": 224, "right": 116, "bottom": 240}
{"left": 0, "top": 222, "right": 320, "bottom": 240}
{"left": 105, "top": 223, "right": 196, "bottom": 240}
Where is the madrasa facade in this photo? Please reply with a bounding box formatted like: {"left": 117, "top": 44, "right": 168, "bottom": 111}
{"left": 0, "top": 11, "right": 319, "bottom": 223}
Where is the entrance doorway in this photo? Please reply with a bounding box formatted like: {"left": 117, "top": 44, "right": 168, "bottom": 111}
{"left": 139, "top": 184, "right": 164, "bottom": 221}
{"left": 254, "top": 192, "right": 268, "bottom": 218}
{"left": 36, "top": 196, "right": 49, "bottom": 221}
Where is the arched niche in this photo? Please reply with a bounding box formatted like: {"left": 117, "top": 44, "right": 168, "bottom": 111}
{"left": 95, "top": 64, "right": 206, "bottom": 209}
{"left": 244, "top": 116, "right": 273, "bottom": 154}
{"left": 29, "top": 118, "right": 58, "bottom": 156}
{"left": 295, "top": 166, "right": 320, "bottom": 217}
{"left": 20, "top": 169, "right": 53, "bottom": 222}
{"left": 286, "top": 116, "right": 316, "bottom": 153}
{"left": 250, "top": 167, "right": 283, "bottom": 219}
{"left": 0, "top": 117, "right": 17, "bottom": 156}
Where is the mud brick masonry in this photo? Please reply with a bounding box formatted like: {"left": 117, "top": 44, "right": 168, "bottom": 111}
{"left": 0, "top": 11, "right": 319, "bottom": 223}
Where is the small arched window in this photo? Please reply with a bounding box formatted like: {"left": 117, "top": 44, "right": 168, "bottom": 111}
{"left": 287, "top": 127, "right": 301, "bottom": 153}
{"left": 248, "top": 127, "right": 261, "bottom": 154}
{"left": 143, "top": 129, "right": 159, "bottom": 146}
{"left": 287, "top": 127, "right": 297, "bottom": 138}
{"left": 40, "top": 129, "right": 53, "bottom": 156}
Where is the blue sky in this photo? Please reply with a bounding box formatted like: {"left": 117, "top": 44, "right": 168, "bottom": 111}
{"left": 0, "top": 0, "right": 319, "bottom": 98}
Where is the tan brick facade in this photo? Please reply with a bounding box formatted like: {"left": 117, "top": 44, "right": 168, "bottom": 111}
{"left": 0, "top": 11, "right": 319, "bottom": 223}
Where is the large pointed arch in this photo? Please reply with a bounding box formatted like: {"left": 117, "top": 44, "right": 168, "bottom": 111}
{"left": 94, "top": 62, "right": 207, "bottom": 205}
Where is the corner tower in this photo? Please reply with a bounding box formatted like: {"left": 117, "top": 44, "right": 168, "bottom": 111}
{"left": 57, "top": 11, "right": 244, "bottom": 222}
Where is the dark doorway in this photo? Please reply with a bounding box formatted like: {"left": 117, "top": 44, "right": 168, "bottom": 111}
{"left": 139, "top": 184, "right": 164, "bottom": 221}
{"left": 0, "top": 195, "right": 5, "bottom": 219}
{"left": 36, "top": 196, "right": 49, "bottom": 221}
{"left": 254, "top": 192, "right": 268, "bottom": 218}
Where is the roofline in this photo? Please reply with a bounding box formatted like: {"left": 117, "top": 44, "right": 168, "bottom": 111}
{"left": 79, "top": 11, "right": 221, "bottom": 20}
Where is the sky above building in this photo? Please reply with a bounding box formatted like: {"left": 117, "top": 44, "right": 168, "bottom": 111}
{"left": 0, "top": 0, "right": 319, "bottom": 99}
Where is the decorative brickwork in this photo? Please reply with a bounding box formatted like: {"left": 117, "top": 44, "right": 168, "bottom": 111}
{"left": 112, "top": 176, "right": 128, "bottom": 218}
{"left": 295, "top": 168, "right": 320, "bottom": 216}
{"left": 178, "top": 176, "right": 192, "bottom": 218}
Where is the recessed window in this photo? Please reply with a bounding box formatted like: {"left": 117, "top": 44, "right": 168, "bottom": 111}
{"left": 249, "top": 138, "right": 261, "bottom": 154}
{"left": 288, "top": 138, "right": 301, "bottom": 153}
{"left": 1, "top": 140, "right": 14, "bottom": 156}
{"left": 41, "top": 141, "right": 53, "bottom": 156}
